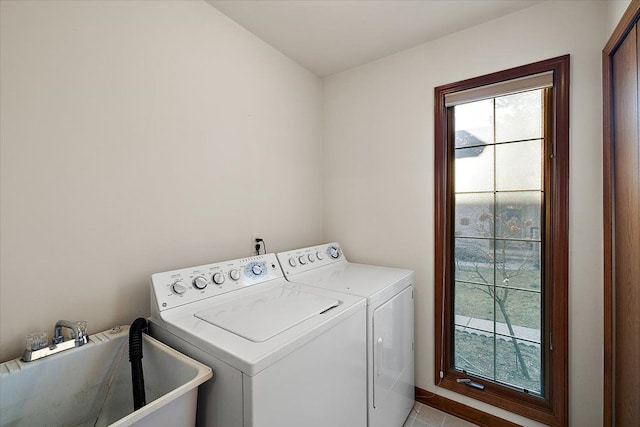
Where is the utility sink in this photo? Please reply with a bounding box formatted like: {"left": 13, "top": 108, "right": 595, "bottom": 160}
{"left": 0, "top": 325, "right": 212, "bottom": 427}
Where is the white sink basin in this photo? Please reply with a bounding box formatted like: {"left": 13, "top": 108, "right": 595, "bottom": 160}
{"left": 0, "top": 325, "right": 212, "bottom": 427}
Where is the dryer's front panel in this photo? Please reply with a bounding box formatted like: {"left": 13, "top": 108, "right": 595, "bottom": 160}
{"left": 371, "top": 285, "right": 414, "bottom": 427}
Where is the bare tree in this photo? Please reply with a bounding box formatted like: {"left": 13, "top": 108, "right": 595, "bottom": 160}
{"left": 455, "top": 210, "right": 538, "bottom": 380}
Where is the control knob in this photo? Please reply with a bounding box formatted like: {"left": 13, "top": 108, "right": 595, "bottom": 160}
{"left": 192, "top": 276, "right": 208, "bottom": 290}
{"left": 172, "top": 280, "right": 187, "bottom": 294}
{"left": 328, "top": 246, "right": 341, "bottom": 259}
{"left": 298, "top": 256, "right": 307, "bottom": 265}
{"left": 289, "top": 257, "right": 297, "bottom": 267}
{"left": 252, "top": 264, "right": 265, "bottom": 275}
{"left": 229, "top": 269, "right": 241, "bottom": 281}
{"left": 308, "top": 253, "right": 316, "bottom": 262}
{"left": 316, "top": 251, "right": 323, "bottom": 260}
{"left": 212, "top": 272, "right": 225, "bottom": 285}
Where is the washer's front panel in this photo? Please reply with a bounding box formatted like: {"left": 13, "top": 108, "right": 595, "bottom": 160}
{"left": 244, "top": 305, "right": 367, "bottom": 427}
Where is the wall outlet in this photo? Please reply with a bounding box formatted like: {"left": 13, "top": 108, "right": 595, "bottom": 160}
{"left": 252, "top": 233, "right": 263, "bottom": 255}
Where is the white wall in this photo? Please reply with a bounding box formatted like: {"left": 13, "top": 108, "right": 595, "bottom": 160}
{"left": 0, "top": 0, "right": 323, "bottom": 361}
{"left": 607, "top": 0, "right": 632, "bottom": 37}
{"left": 323, "top": 1, "right": 607, "bottom": 426}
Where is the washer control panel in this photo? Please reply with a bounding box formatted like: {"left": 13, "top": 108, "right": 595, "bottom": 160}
{"left": 151, "top": 253, "right": 283, "bottom": 311}
{"left": 276, "top": 242, "right": 345, "bottom": 277}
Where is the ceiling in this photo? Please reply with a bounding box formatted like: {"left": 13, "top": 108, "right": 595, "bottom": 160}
{"left": 207, "top": 0, "right": 543, "bottom": 77}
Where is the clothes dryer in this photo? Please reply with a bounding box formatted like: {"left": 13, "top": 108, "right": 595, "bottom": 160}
{"left": 149, "top": 253, "right": 367, "bottom": 427}
{"left": 277, "top": 243, "right": 414, "bottom": 427}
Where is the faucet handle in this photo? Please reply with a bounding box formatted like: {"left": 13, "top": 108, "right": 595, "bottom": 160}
{"left": 26, "top": 331, "right": 49, "bottom": 351}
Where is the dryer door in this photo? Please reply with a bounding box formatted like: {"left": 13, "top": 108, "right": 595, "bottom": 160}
{"left": 372, "top": 286, "right": 414, "bottom": 426}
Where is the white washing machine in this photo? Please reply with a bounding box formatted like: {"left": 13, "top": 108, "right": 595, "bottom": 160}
{"left": 277, "top": 243, "right": 414, "bottom": 427}
{"left": 148, "top": 253, "right": 367, "bottom": 427}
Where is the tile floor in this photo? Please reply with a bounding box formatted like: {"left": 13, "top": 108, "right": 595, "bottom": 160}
{"left": 402, "top": 401, "right": 478, "bottom": 427}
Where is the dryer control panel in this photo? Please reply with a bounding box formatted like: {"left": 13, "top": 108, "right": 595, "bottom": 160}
{"left": 151, "top": 253, "right": 283, "bottom": 311}
{"left": 277, "top": 242, "right": 345, "bottom": 277}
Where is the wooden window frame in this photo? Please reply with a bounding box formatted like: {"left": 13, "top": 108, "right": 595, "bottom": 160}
{"left": 434, "top": 55, "right": 569, "bottom": 426}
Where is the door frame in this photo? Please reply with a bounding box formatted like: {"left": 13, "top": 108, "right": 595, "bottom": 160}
{"left": 602, "top": 2, "right": 640, "bottom": 426}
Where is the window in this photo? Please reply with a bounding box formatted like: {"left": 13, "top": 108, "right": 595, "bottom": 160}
{"left": 434, "top": 56, "right": 569, "bottom": 426}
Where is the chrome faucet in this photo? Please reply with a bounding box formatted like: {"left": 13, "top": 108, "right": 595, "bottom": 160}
{"left": 22, "top": 320, "right": 89, "bottom": 362}
{"left": 53, "top": 320, "right": 87, "bottom": 345}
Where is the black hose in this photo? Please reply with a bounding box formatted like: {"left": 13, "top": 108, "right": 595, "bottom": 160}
{"left": 129, "top": 318, "right": 148, "bottom": 411}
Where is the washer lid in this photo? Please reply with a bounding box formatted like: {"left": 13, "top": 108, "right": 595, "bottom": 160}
{"left": 194, "top": 285, "right": 340, "bottom": 342}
